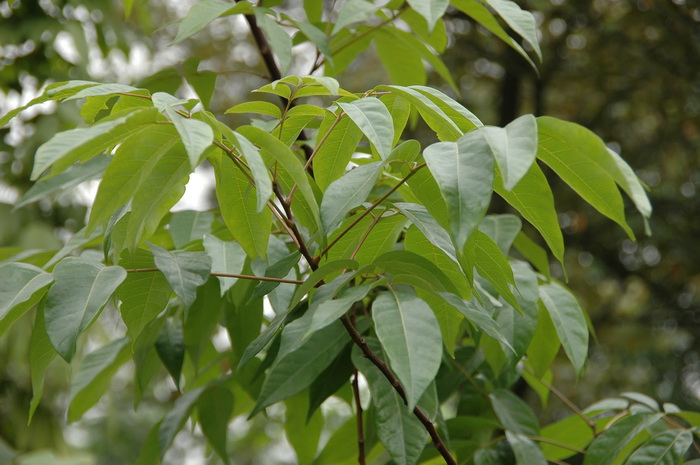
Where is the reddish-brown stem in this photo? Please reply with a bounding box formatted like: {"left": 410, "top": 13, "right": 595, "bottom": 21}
{"left": 125, "top": 268, "right": 303, "bottom": 284}
{"left": 352, "top": 370, "right": 366, "bottom": 465}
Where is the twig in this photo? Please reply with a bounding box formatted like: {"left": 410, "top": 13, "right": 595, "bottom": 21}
{"left": 352, "top": 370, "right": 366, "bottom": 465}
{"left": 125, "top": 268, "right": 304, "bottom": 284}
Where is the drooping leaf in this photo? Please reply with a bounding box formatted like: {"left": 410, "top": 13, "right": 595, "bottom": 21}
{"left": 44, "top": 258, "right": 127, "bottom": 362}
{"left": 410, "top": 85, "right": 482, "bottom": 130}
{"left": 155, "top": 318, "right": 185, "bottom": 389}
{"left": 337, "top": 97, "right": 394, "bottom": 160}
{"left": 485, "top": 0, "right": 542, "bottom": 60}
{"left": 423, "top": 131, "right": 494, "bottom": 251}
{"left": 233, "top": 131, "right": 273, "bottom": 213}
{"left": 117, "top": 249, "right": 171, "bottom": 343}
{"left": 606, "top": 147, "right": 652, "bottom": 220}
{"left": 149, "top": 242, "right": 212, "bottom": 308}
{"left": 16, "top": 155, "right": 110, "bottom": 209}
{"left": 539, "top": 281, "right": 589, "bottom": 375}
{"left": 307, "top": 346, "right": 353, "bottom": 419}
{"left": 305, "top": 284, "right": 371, "bottom": 337}
{"left": 210, "top": 148, "right": 272, "bottom": 259}
{"left": 67, "top": 337, "right": 130, "bottom": 422}
{"left": 352, "top": 340, "right": 429, "bottom": 465}
{"left": 406, "top": 0, "right": 449, "bottom": 32}
{"left": 29, "top": 307, "right": 57, "bottom": 423}
{"left": 536, "top": 116, "right": 633, "bottom": 239}
{"left": 164, "top": 107, "right": 214, "bottom": 169}
{"left": 251, "top": 320, "right": 350, "bottom": 415}
{"left": 494, "top": 163, "right": 564, "bottom": 265}
{"left": 203, "top": 235, "right": 247, "bottom": 295}
{"left": 171, "top": 0, "right": 253, "bottom": 45}
{"left": 313, "top": 113, "right": 363, "bottom": 191}
{"left": 490, "top": 389, "right": 539, "bottom": 436}
{"left": 374, "top": 27, "right": 426, "bottom": 87}
{"left": 479, "top": 214, "right": 522, "bottom": 254}
{"left": 394, "top": 203, "right": 458, "bottom": 263}
{"left": 169, "top": 210, "right": 214, "bottom": 248}
{"left": 582, "top": 413, "right": 663, "bottom": 465}
{"left": 372, "top": 290, "right": 442, "bottom": 410}
{"left": 65, "top": 83, "right": 141, "bottom": 101}
{"left": 31, "top": 107, "right": 159, "bottom": 180}
{"left": 373, "top": 250, "right": 459, "bottom": 296}
{"left": 539, "top": 414, "right": 596, "bottom": 461}
{"left": 332, "top": 0, "right": 378, "bottom": 35}
{"left": 512, "top": 232, "right": 550, "bottom": 279}
{"left": 225, "top": 101, "right": 281, "bottom": 118}
{"left": 625, "top": 429, "right": 693, "bottom": 465}
{"left": 484, "top": 114, "right": 538, "bottom": 191}
{"left": 473, "top": 230, "right": 519, "bottom": 311}
{"left": 320, "top": 162, "right": 382, "bottom": 233}
{"left": 256, "top": 10, "right": 293, "bottom": 74}
{"left": 505, "top": 432, "right": 548, "bottom": 465}
{"left": 0, "top": 263, "right": 53, "bottom": 336}
{"left": 198, "top": 385, "right": 234, "bottom": 465}
{"left": 158, "top": 387, "right": 206, "bottom": 456}
{"left": 285, "top": 392, "right": 324, "bottom": 465}
{"left": 291, "top": 19, "right": 334, "bottom": 67}
{"left": 185, "top": 279, "right": 224, "bottom": 370}
{"left": 248, "top": 251, "right": 300, "bottom": 302}
{"left": 526, "top": 302, "right": 560, "bottom": 377}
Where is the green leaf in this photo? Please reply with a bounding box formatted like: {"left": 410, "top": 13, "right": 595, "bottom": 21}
{"left": 158, "top": 387, "right": 206, "bottom": 455}
{"left": 606, "top": 148, "right": 652, "bottom": 219}
{"left": 539, "top": 281, "right": 589, "bottom": 375}
{"left": 248, "top": 251, "right": 300, "bottom": 302}
{"left": 526, "top": 302, "right": 560, "bottom": 377}
{"left": 233, "top": 131, "right": 273, "bottom": 213}
{"left": 306, "top": 284, "right": 371, "bottom": 337}
{"left": 377, "top": 85, "right": 463, "bottom": 141}
{"left": 583, "top": 413, "right": 663, "bottom": 465}
{"left": 374, "top": 250, "right": 459, "bottom": 295}
{"left": 117, "top": 249, "right": 171, "bottom": 344}
{"left": 149, "top": 243, "right": 212, "bottom": 308}
{"left": 484, "top": 115, "right": 537, "bottom": 191}
{"left": 321, "top": 161, "right": 382, "bottom": 233}
{"left": 225, "top": 101, "right": 281, "bottom": 118}
{"left": 251, "top": 320, "right": 349, "bottom": 415}
{"left": 87, "top": 126, "right": 179, "bottom": 232}
{"left": 31, "top": 107, "right": 159, "bottom": 180}
{"left": 313, "top": 113, "right": 363, "bottom": 191}
{"left": 372, "top": 290, "right": 442, "bottom": 410}
{"left": 410, "top": 85, "right": 482, "bottom": 130}
{"left": 123, "top": 146, "right": 191, "bottom": 252}
{"left": 406, "top": 0, "right": 449, "bottom": 32}
{"left": 625, "top": 429, "right": 693, "bottom": 465}
{"left": 337, "top": 97, "right": 394, "bottom": 160}
{"left": 495, "top": 163, "right": 564, "bottom": 265}
{"left": 203, "top": 235, "right": 246, "bottom": 295}
{"left": 171, "top": 0, "right": 253, "bottom": 44}
{"left": 255, "top": 10, "right": 293, "bottom": 74}
{"left": 473, "top": 230, "right": 519, "bottom": 311}
{"left": 332, "top": 0, "right": 378, "bottom": 35}
{"left": 485, "top": 0, "right": 542, "bottom": 61}
{"left": 291, "top": 19, "right": 334, "bottom": 67}
{"left": 65, "top": 83, "right": 141, "bottom": 101}
{"left": 285, "top": 392, "right": 323, "bottom": 465}
{"left": 164, "top": 107, "right": 213, "bottom": 169}
{"left": 352, "top": 340, "right": 429, "bottom": 465}
{"left": 451, "top": 0, "right": 536, "bottom": 70}
{"left": 539, "top": 414, "right": 595, "bottom": 460}
{"left": 0, "top": 263, "right": 53, "bottom": 336}
{"left": 185, "top": 279, "right": 224, "bottom": 370}
{"left": 210, "top": 148, "right": 272, "bottom": 258}
{"left": 155, "top": 318, "right": 185, "bottom": 389}
{"left": 237, "top": 125, "right": 320, "bottom": 228}
{"left": 198, "top": 385, "right": 234, "bottom": 465}
{"left": 479, "top": 214, "right": 521, "bottom": 254}
{"left": 16, "top": 155, "right": 110, "bottom": 209}
{"left": 29, "top": 307, "right": 57, "bottom": 423}
{"left": 169, "top": 210, "right": 214, "bottom": 248}
{"left": 512, "top": 232, "right": 550, "bottom": 279}
{"left": 135, "top": 420, "right": 162, "bottom": 465}
{"left": 307, "top": 346, "right": 353, "bottom": 419}
{"left": 536, "top": 116, "right": 633, "bottom": 239}
{"left": 423, "top": 132, "right": 494, "bottom": 251}
{"left": 506, "top": 432, "right": 547, "bottom": 465}
{"left": 324, "top": 214, "right": 407, "bottom": 268}
{"left": 374, "top": 27, "right": 426, "bottom": 87}
{"left": 490, "top": 389, "right": 539, "bottom": 436}
{"left": 44, "top": 258, "right": 126, "bottom": 362}
{"left": 67, "top": 337, "right": 130, "bottom": 422}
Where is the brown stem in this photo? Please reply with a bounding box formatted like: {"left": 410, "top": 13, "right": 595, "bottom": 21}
{"left": 125, "top": 268, "right": 303, "bottom": 284}
{"left": 237, "top": 1, "right": 314, "bottom": 163}
{"left": 352, "top": 370, "right": 366, "bottom": 465}
{"left": 340, "top": 315, "right": 456, "bottom": 465}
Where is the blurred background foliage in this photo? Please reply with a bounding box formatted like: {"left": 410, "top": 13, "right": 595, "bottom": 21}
{"left": 0, "top": 0, "right": 699, "bottom": 463}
